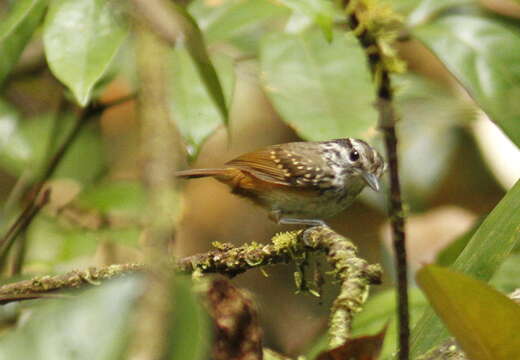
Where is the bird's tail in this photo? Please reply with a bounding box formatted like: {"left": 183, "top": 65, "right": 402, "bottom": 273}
{"left": 175, "top": 168, "right": 228, "bottom": 179}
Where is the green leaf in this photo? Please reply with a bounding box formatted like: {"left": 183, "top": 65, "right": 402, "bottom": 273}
{"left": 168, "top": 4, "right": 229, "bottom": 126}
{"left": 278, "top": 0, "right": 335, "bottom": 41}
{"left": 414, "top": 14, "right": 520, "bottom": 148}
{"left": 417, "top": 265, "right": 520, "bottom": 360}
{"left": 169, "top": 48, "right": 235, "bottom": 158}
{"left": 167, "top": 276, "right": 211, "bottom": 360}
{"left": 411, "top": 179, "right": 520, "bottom": 356}
{"left": 43, "top": 0, "right": 128, "bottom": 106}
{"left": 0, "top": 0, "right": 47, "bottom": 86}
{"left": 260, "top": 29, "right": 378, "bottom": 141}
{"left": 0, "top": 277, "right": 142, "bottom": 360}
{"left": 188, "top": 0, "right": 290, "bottom": 51}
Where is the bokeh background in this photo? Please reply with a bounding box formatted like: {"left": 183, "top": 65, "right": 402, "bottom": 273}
{"left": 0, "top": 0, "right": 519, "bottom": 357}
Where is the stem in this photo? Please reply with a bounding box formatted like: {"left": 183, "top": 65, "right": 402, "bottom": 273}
{"left": 342, "top": 1, "right": 410, "bottom": 358}
{"left": 382, "top": 117, "right": 410, "bottom": 360}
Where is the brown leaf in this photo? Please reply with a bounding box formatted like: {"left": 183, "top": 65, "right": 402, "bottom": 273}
{"left": 315, "top": 326, "right": 387, "bottom": 360}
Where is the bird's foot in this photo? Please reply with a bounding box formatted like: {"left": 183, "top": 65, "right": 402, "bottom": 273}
{"left": 269, "top": 210, "right": 327, "bottom": 227}
{"left": 279, "top": 218, "right": 327, "bottom": 227}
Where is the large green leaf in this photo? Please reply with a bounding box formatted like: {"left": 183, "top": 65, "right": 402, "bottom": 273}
{"left": 411, "top": 179, "right": 520, "bottom": 357}
{"left": 169, "top": 48, "right": 235, "bottom": 158}
{"left": 417, "top": 265, "right": 520, "bottom": 360}
{"left": 0, "top": 277, "right": 142, "bottom": 360}
{"left": 0, "top": 0, "right": 47, "bottom": 86}
{"left": 260, "top": 29, "right": 378, "bottom": 141}
{"left": 188, "top": 0, "right": 290, "bottom": 52}
{"left": 43, "top": 0, "right": 127, "bottom": 106}
{"left": 414, "top": 14, "right": 520, "bottom": 148}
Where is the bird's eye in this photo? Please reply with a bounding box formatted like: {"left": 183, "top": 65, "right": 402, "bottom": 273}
{"left": 349, "top": 150, "right": 360, "bottom": 162}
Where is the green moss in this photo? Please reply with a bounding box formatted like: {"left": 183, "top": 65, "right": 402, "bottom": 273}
{"left": 271, "top": 230, "right": 302, "bottom": 252}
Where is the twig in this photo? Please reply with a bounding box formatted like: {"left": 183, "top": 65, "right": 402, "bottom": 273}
{"left": 0, "top": 189, "right": 51, "bottom": 263}
{"left": 341, "top": 1, "right": 410, "bottom": 358}
{"left": 0, "top": 94, "right": 135, "bottom": 262}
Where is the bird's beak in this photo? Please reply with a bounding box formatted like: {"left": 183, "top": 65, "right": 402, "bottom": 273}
{"left": 362, "top": 172, "right": 380, "bottom": 192}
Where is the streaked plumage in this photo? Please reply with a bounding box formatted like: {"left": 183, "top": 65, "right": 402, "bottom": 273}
{"left": 176, "top": 138, "right": 385, "bottom": 226}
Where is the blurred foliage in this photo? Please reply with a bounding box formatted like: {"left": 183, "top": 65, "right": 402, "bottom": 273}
{"left": 0, "top": 0, "right": 46, "bottom": 86}
{"left": 435, "top": 219, "right": 480, "bottom": 267}
{"left": 166, "top": 276, "right": 212, "bottom": 360}
{"left": 0, "top": 0, "right": 518, "bottom": 359}
{"left": 0, "top": 108, "right": 104, "bottom": 184}
{"left": 0, "top": 277, "right": 142, "bottom": 359}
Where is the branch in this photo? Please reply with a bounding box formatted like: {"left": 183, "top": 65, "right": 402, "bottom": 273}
{"left": 0, "top": 228, "right": 382, "bottom": 345}
{"left": 341, "top": 1, "right": 410, "bottom": 358}
{"left": 0, "top": 264, "right": 143, "bottom": 304}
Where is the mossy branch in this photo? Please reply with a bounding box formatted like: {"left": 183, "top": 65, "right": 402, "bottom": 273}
{"left": 0, "top": 226, "right": 381, "bottom": 347}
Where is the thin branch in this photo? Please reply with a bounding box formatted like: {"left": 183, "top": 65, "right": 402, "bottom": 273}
{"left": 341, "top": 1, "right": 410, "bottom": 358}
{"left": 0, "top": 263, "right": 143, "bottom": 304}
{"left": 0, "top": 94, "right": 136, "bottom": 262}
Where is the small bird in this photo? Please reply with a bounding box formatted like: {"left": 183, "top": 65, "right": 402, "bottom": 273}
{"left": 176, "top": 138, "right": 385, "bottom": 226}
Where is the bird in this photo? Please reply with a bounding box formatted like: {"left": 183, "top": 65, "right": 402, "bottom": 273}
{"left": 176, "top": 138, "right": 385, "bottom": 226}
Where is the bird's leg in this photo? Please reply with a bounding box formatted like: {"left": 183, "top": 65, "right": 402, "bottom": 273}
{"left": 279, "top": 218, "right": 327, "bottom": 226}
{"left": 269, "top": 210, "right": 327, "bottom": 227}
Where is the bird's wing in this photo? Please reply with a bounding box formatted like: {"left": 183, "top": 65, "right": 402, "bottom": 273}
{"left": 226, "top": 143, "right": 333, "bottom": 188}
{"left": 226, "top": 146, "right": 291, "bottom": 185}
